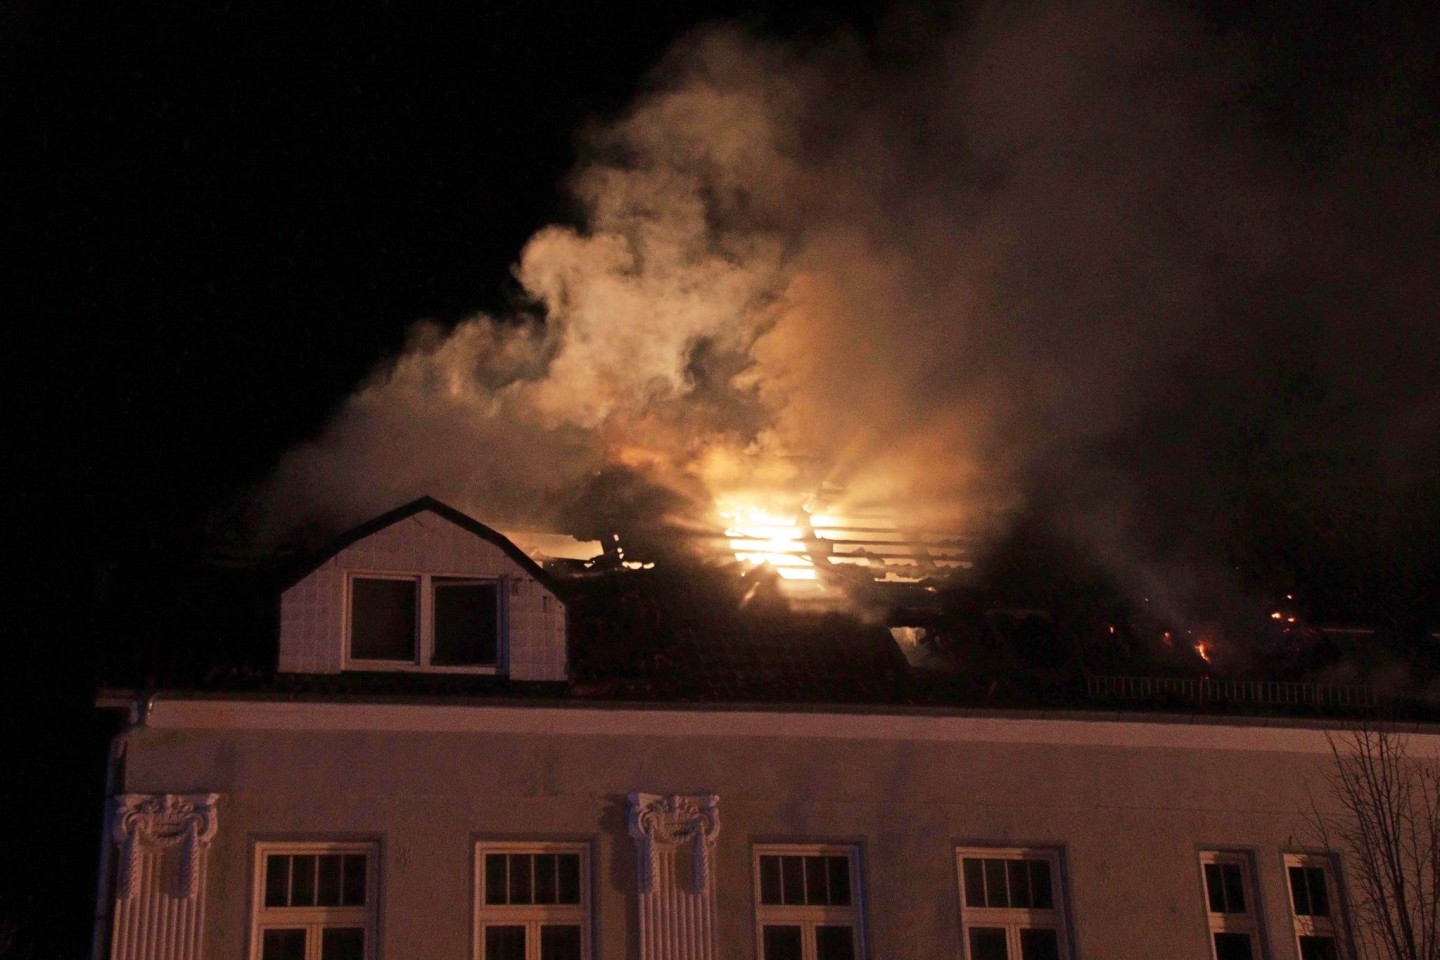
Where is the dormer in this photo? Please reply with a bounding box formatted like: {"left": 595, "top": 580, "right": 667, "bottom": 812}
{"left": 278, "top": 497, "right": 567, "bottom": 681}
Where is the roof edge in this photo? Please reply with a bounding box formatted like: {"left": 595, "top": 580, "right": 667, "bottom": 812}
{"left": 283, "top": 495, "right": 560, "bottom": 593}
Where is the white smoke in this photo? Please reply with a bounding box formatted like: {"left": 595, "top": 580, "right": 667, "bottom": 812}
{"left": 259, "top": 0, "right": 1439, "bottom": 623}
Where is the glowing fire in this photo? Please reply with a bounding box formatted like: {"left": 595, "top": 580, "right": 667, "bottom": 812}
{"left": 720, "top": 503, "right": 818, "bottom": 580}
{"left": 1195, "top": 641, "right": 1212, "bottom": 663}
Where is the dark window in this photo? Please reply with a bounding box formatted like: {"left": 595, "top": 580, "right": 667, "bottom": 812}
{"left": 350, "top": 578, "right": 417, "bottom": 661}
{"left": 291, "top": 855, "right": 316, "bottom": 906}
{"left": 486, "top": 853, "right": 509, "bottom": 905}
{"left": 781, "top": 856, "right": 806, "bottom": 905}
{"left": 1206, "top": 863, "right": 1247, "bottom": 914}
{"left": 760, "top": 853, "right": 783, "bottom": 905}
{"left": 826, "top": 856, "right": 852, "bottom": 906}
{"left": 984, "top": 860, "right": 1008, "bottom": 907}
{"left": 485, "top": 853, "right": 583, "bottom": 905}
{"left": 320, "top": 928, "right": 365, "bottom": 960}
{"left": 762, "top": 926, "right": 803, "bottom": 960}
{"left": 1020, "top": 928, "right": 1060, "bottom": 960}
{"left": 1300, "top": 936, "right": 1339, "bottom": 960}
{"left": 963, "top": 858, "right": 986, "bottom": 908}
{"left": 1290, "top": 866, "right": 1330, "bottom": 917}
{"left": 486, "top": 925, "right": 526, "bottom": 960}
{"left": 815, "top": 925, "right": 856, "bottom": 960}
{"left": 261, "top": 930, "right": 306, "bottom": 960}
{"left": 263, "top": 854, "right": 367, "bottom": 908}
{"left": 962, "top": 858, "right": 1054, "bottom": 910}
{"left": 540, "top": 925, "right": 582, "bottom": 960}
{"left": 757, "top": 855, "right": 852, "bottom": 906}
{"left": 1213, "top": 933, "right": 1255, "bottom": 960}
{"left": 433, "top": 579, "right": 499, "bottom": 665}
{"left": 969, "top": 928, "right": 1008, "bottom": 960}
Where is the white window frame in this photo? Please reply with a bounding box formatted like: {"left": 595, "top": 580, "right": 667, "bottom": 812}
{"left": 250, "top": 841, "right": 378, "bottom": 960}
{"left": 344, "top": 570, "right": 507, "bottom": 674}
{"left": 474, "top": 841, "right": 591, "bottom": 960}
{"left": 1200, "top": 850, "right": 1264, "bottom": 960}
{"left": 955, "top": 846, "right": 1070, "bottom": 960}
{"left": 1283, "top": 854, "right": 1343, "bottom": 959}
{"left": 752, "top": 843, "right": 866, "bottom": 960}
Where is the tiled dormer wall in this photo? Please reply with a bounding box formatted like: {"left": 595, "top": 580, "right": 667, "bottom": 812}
{"left": 278, "top": 512, "right": 566, "bottom": 680}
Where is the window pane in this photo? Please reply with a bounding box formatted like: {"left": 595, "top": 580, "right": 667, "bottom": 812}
{"left": 557, "top": 853, "right": 581, "bottom": 905}
{"left": 1214, "top": 933, "right": 1255, "bottom": 960}
{"left": 535, "top": 853, "right": 558, "bottom": 905}
{"left": 816, "top": 925, "right": 856, "bottom": 960}
{"left": 1300, "top": 937, "right": 1339, "bottom": 960}
{"left": 805, "top": 856, "right": 830, "bottom": 905}
{"left": 433, "top": 580, "right": 499, "bottom": 666}
{"left": 264, "top": 855, "right": 290, "bottom": 907}
{"left": 1020, "top": 928, "right": 1060, "bottom": 960}
{"left": 781, "top": 856, "right": 806, "bottom": 906}
{"left": 963, "top": 858, "right": 987, "bottom": 908}
{"left": 827, "top": 856, "right": 852, "bottom": 907}
{"left": 1288, "top": 866, "right": 1312, "bottom": 915}
{"left": 969, "top": 927, "right": 1009, "bottom": 960}
{"left": 486, "top": 854, "right": 509, "bottom": 905}
{"left": 320, "top": 928, "right": 365, "bottom": 960}
{"left": 1306, "top": 867, "right": 1330, "bottom": 916}
{"left": 1205, "top": 863, "right": 1227, "bottom": 913}
{"left": 350, "top": 578, "right": 417, "bottom": 661}
{"left": 984, "top": 860, "right": 1010, "bottom": 909}
{"left": 760, "top": 855, "right": 783, "bottom": 905}
{"left": 261, "top": 929, "right": 307, "bottom": 960}
{"left": 341, "top": 854, "right": 367, "bottom": 907}
{"left": 1029, "top": 859, "right": 1054, "bottom": 910}
{"left": 291, "top": 855, "right": 316, "bottom": 907}
{"left": 763, "top": 925, "right": 803, "bottom": 960}
{"left": 540, "top": 925, "right": 583, "bottom": 960}
{"left": 1221, "top": 864, "right": 1246, "bottom": 914}
{"left": 317, "top": 854, "right": 343, "bottom": 907}
{"left": 485, "top": 925, "right": 526, "bottom": 960}
{"left": 1007, "top": 860, "right": 1032, "bottom": 909}
{"left": 509, "top": 853, "right": 533, "bottom": 904}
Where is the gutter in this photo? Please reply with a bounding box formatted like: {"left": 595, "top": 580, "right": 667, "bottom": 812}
{"left": 90, "top": 693, "right": 153, "bottom": 960}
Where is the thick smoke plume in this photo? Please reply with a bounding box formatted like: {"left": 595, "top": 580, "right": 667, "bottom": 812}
{"left": 261, "top": 0, "right": 1439, "bottom": 626}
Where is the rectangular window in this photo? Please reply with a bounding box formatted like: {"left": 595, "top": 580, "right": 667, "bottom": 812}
{"left": 754, "top": 845, "right": 864, "bottom": 960}
{"left": 349, "top": 576, "right": 418, "bottom": 661}
{"left": 956, "top": 848, "right": 1068, "bottom": 960}
{"left": 433, "top": 578, "right": 500, "bottom": 666}
{"left": 475, "top": 843, "right": 590, "bottom": 960}
{"left": 1200, "top": 852, "right": 1261, "bottom": 960}
{"left": 347, "top": 573, "right": 504, "bottom": 670}
{"left": 252, "top": 843, "right": 376, "bottom": 960}
{"left": 1285, "top": 855, "right": 1342, "bottom": 960}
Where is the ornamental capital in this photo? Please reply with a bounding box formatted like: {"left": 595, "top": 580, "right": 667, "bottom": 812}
{"left": 628, "top": 793, "right": 719, "bottom": 892}
{"left": 112, "top": 793, "right": 219, "bottom": 900}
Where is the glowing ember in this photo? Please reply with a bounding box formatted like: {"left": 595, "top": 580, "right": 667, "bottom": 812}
{"left": 1195, "top": 641, "right": 1212, "bottom": 663}
{"left": 720, "top": 503, "right": 818, "bottom": 580}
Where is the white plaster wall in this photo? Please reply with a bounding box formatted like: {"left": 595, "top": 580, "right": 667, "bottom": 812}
{"left": 119, "top": 706, "right": 1374, "bottom": 960}
{"left": 278, "top": 512, "right": 566, "bottom": 680}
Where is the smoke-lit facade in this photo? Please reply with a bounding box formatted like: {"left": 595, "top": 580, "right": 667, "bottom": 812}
{"left": 93, "top": 500, "right": 1414, "bottom": 960}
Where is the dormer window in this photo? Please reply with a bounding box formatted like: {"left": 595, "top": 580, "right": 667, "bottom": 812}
{"left": 350, "top": 576, "right": 419, "bottom": 661}
{"left": 433, "top": 578, "right": 500, "bottom": 665}
{"left": 347, "top": 573, "right": 503, "bottom": 671}
{"left": 279, "top": 497, "right": 566, "bottom": 681}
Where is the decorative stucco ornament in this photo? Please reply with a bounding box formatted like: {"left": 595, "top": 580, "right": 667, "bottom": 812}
{"left": 112, "top": 793, "right": 219, "bottom": 900}
{"left": 628, "top": 792, "right": 720, "bottom": 893}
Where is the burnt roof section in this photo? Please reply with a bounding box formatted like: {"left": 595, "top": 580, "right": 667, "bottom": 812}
{"left": 282, "top": 495, "right": 560, "bottom": 593}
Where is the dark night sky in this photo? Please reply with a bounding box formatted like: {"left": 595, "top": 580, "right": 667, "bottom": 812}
{"left": 2, "top": 0, "right": 1438, "bottom": 952}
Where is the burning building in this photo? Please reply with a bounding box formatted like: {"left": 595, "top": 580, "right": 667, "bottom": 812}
{"left": 91, "top": 496, "right": 1425, "bottom": 960}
